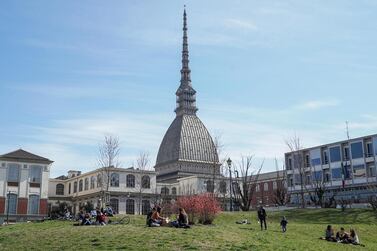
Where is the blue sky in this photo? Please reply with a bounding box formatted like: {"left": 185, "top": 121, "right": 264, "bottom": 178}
{"left": 1, "top": 1, "right": 377, "bottom": 177}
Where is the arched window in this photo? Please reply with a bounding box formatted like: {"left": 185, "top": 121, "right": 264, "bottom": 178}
{"left": 68, "top": 183, "right": 71, "bottom": 194}
{"left": 97, "top": 174, "right": 102, "bottom": 188}
{"left": 264, "top": 183, "right": 269, "bottom": 191}
{"left": 56, "top": 183, "right": 64, "bottom": 195}
{"left": 90, "top": 176, "right": 95, "bottom": 189}
{"left": 126, "top": 199, "right": 135, "bottom": 214}
{"left": 161, "top": 187, "right": 169, "bottom": 195}
{"left": 126, "top": 174, "right": 135, "bottom": 188}
{"left": 73, "top": 181, "right": 78, "bottom": 193}
{"left": 256, "top": 184, "right": 260, "bottom": 192}
{"left": 79, "top": 180, "right": 83, "bottom": 192}
{"left": 171, "top": 187, "right": 177, "bottom": 195}
{"left": 206, "top": 180, "right": 214, "bottom": 193}
{"left": 28, "top": 194, "right": 40, "bottom": 214}
{"left": 84, "top": 178, "right": 89, "bottom": 190}
{"left": 219, "top": 181, "right": 227, "bottom": 194}
{"left": 142, "top": 200, "right": 150, "bottom": 215}
{"left": 141, "top": 175, "right": 150, "bottom": 189}
{"left": 110, "top": 173, "right": 119, "bottom": 187}
{"left": 110, "top": 198, "right": 119, "bottom": 214}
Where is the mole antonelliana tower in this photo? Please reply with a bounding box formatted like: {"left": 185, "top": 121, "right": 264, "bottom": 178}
{"left": 155, "top": 8, "right": 220, "bottom": 183}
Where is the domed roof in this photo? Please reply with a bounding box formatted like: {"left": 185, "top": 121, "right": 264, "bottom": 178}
{"left": 156, "top": 114, "right": 218, "bottom": 167}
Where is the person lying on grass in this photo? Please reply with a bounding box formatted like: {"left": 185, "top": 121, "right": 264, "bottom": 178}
{"left": 170, "top": 208, "right": 190, "bottom": 228}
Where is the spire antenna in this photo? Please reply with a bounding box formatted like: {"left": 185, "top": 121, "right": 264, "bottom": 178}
{"left": 175, "top": 7, "right": 198, "bottom": 116}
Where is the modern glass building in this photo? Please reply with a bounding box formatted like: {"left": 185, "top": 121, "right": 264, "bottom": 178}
{"left": 285, "top": 134, "right": 377, "bottom": 205}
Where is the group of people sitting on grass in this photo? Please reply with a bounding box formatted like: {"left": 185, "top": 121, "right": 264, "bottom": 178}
{"left": 146, "top": 206, "right": 190, "bottom": 228}
{"left": 321, "top": 225, "right": 360, "bottom": 245}
{"left": 78, "top": 206, "right": 114, "bottom": 226}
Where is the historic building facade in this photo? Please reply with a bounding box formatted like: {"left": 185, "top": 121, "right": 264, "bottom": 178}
{"left": 285, "top": 134, "right": 377, "bottom": 205}
{"left": 0, "top": 149, "right": 53, "bottom": 222}
{"left": 48, "top": 167, "right": 157, "bottom": 215}
{"left": 154, "top": 9, "right": 221, "bottom": 183}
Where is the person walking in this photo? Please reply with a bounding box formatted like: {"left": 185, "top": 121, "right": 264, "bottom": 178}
{"left": 257, "top": 206, "right": 267, "bottom": 230}
{"left": 280, "top": 216, "right": 288, "bottom": 232}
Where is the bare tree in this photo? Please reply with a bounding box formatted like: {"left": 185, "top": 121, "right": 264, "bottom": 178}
{"left": 272, "top": 159, "right": 288, "bottom": 206}
{"left": 209, "top": 133, "right": 225, "bottom": 195}
{"left": 285, "top": 135, "right": 306, "bottom": 208}
{"left": 232, "top": 155, "right": 264, "bottom": 211}
{"left": 307, "top": 174, "right": 326, "bottom": 208}
{"left": 136, "top": 151, "right": 151, "bottom": 215}
{"left": 98, "top": 135, "right": 121, "bottom": 205}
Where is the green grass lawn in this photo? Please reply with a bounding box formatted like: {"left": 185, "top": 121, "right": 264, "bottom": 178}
{"left": 1, "top": 209, "right": 376, "bottom": 250}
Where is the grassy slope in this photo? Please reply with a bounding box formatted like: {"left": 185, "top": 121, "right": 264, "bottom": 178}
{"left": 0, "top": 209, "right": 376, "bottom": 251}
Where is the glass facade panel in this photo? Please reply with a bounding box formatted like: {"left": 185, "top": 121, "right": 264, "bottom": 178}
{"left": 331, "top": 168, "right": 342, "bottom": 179}
{"left": 329, "top": 147, "right": 341, "bottom": 162}
{"left": 311, "top": 158, "right": 321, "bottom": 166}
{"left": 351, "top": 142, "right": 363, "bottom": 159}
{"left": 312, "top": 171, "right": 323, "bottom": 182}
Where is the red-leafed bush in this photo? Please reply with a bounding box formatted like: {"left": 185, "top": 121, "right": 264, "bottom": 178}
{"left": 176, "top": 193, "right": 222, "bottom": 224}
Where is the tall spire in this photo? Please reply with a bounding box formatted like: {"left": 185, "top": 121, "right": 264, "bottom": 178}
{"left": 181, "top": 7, "right": 190, "bottom": 83}
{"left": 175, "top": 7, "right": 198, "bottom": 116}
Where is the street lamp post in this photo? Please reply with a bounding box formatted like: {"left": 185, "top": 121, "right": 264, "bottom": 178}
{"left": 227, "top": 158, "right": 233, "bottom": 212}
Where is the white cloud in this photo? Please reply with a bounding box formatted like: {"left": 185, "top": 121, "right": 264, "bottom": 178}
{"left": 295, "top": 99, "right": 340, "bottom": 110}
{"left": 224, "top": 18, "right": 258, "bottom": 31}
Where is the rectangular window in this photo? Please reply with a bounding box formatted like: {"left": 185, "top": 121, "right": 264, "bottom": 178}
{"left": 351, "top": 142, "right": 363, "bottom": 159}
{"left": 288, "top": 158, "right": 292, "bottom": 170}
{"left": 331, "top": 168, "right": 342, "bottom": 180}
{"left": 323, "top": 170, "right": 331, "bottom": 182}
{"left": 344, "top": 147, "right": 350, "bottom": 160}
{"left": 305, "top": 174, "right": 311, "bottom": 185}
{"left": 329, "top": 146, "right": 341, "bottom": 162}
{"left": 30, "top": 165, "right": 42, "bottom": 183}
{"left": 367, "top": 163, "right": 376, "bottom": 177}
{"left": 256, "top": 184, "right": 260, "bottom": 192}
{"left": 305, "top": 155, "right": 310, "bottom": 167}
{"left": 28, "top": 195, "right": 40, "bottom": 214}
{"left": 344, "top": 165, "right": 352, "bottom": 179}
{"left": 366, "top": 143, "right": 373, "bottom": 157}
{"left": 322, "top": 151, "right": 329, "bottom": 164}
{"left": 294, "top": 174, "right": 302, "bottom": 185}
{"left": 263, "top": 183, "right": 269, "bottom": 191}
{"left": 7, "top": 163, "right": 20, "bottom": 182}
{"left": 353, "top": 164, "right": 366, "bottom": 178}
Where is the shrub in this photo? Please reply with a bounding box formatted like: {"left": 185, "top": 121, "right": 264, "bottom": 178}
{"left": 176, "top": 193, "right": 222, "bottom": 225}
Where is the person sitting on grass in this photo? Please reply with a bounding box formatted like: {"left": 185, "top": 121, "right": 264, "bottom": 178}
{"left": 82, "top": 212, "right": 92, "bottom": 226}
{"left": 280, "top": 216, "right": 288, "bottom": 233}
{"left": 336, "top": 227, "right": 349, "bottom": 243}
{"left": 171, "top": 208, "right": 190, "bottom": 228}
{"left": 78, "top": 208, "right": 85, "bottom": 223}
{"left": 348, "top": 229, "right": 359, "bottom": 245}
{"left": 151, "top": 206, "right": 166, "bottom": 226}
{"left": 321, "top": 225, "right": 336, "bottom": 241}
{"left": 96, "top": 208, "right": 106, "bottom": 226}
